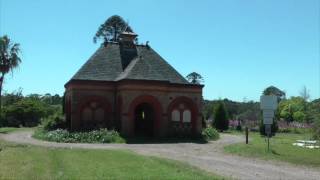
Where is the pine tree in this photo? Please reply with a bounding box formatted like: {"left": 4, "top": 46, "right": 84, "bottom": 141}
{"left": 213, "top": 102, "right": 229, "bottom": 131}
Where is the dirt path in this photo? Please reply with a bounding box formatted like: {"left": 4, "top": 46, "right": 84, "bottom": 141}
{"left": 1, "top": 131, "right": 320, "bottom": 180}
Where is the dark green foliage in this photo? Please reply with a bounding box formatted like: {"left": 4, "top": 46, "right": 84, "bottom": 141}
{"left": 263, "top": 86, "right": 286, "bottom": 101}
{"left": 203, "top": 99, "right": 260, "bottom": 122}
{"left": 213, "top": 102, "right": 229, "bottom": 131}
{"left": 201, "top": 127, "right": 219, "bottom": 141}
{"left": 1, "top": 88, "right": 23, "bottom": 106}
{"left": 186, "top": 72, "right": 204, "bottom": 84}
{"left": 0, "top": 91, "right": 63, "bottom": 127}
{"left": 259, "top": 120, "right": 278, "bottom": 137}
{"left": 42, "top": 113, "right": 66, "bottom": 131}
{"left": 313, "top": 117, "right": 320, "bottom": 140}
{"left": 236, "top": 124, "right": 242, "bottom": 131}
{"left": 3, "top": 99, "right": 46, "bottom": 127}
{"left": 33, "top": 128, "right": 125, "bottom": 143}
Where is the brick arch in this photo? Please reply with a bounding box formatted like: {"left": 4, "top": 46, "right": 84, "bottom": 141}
{"left": 128, "top": 95, "right": 163, "bottom": 136}
{"left": 78, "top": 96, "right": 112, "bottom": 130}
{"left": 167, "top": 96, "right": 199, "bottom": 133}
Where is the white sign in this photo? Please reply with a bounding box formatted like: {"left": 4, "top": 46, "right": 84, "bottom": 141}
{"left": 260, "top": 95, "right": 278, "bottom": 110}
{"left": 263, "top": 117, "right": 273, "bottom": 125}
{"left": 263, "top": 109, "right": 275, "bottom": 119}
{"left": 260, "top": 95, "right": 278, "bottom": 125}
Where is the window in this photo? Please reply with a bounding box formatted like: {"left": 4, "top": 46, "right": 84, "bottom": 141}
{"left": 95, "top": 107, "right": 105, "bottom": 122}
{"left": 171, "top": 109, "right": 180, "bottom": 122}
{"left": 82, "top": 107, "right": 92, "bottom": 122}
{"left": 183, "top": 110, "right": 191, "bottom": 122}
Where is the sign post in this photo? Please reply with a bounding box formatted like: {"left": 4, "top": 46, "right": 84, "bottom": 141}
{"left": 260, "top": 95, "right": 278, "bottom": 152}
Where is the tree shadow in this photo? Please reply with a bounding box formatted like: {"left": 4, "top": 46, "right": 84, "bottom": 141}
{"left": 271, "top": 149, "right": 280, "bottom": 155}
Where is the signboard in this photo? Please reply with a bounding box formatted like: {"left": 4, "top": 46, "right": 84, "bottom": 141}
{"left": 260, "top": 95, "right": 277, "bottom": 110}
{"left": 260, "top": 95, "right": 278, "bottom": 125}
{"left": 263, "top": 117, "right": 273, "bottom": 125}
{"left": 263, "top": 109, "right": 274, "bottom": 118}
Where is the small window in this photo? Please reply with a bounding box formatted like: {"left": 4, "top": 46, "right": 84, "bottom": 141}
{"left": 171, "top": 109, "right": 180, "bottom": 122}
{"left": 183, "top": 110, "right": 191, "bottom": 122}
{"left": 95, "top": 107, "right": 105, "bottom": 122}
{"left": 82, "top": 107, "right": 92, "bottom": 122}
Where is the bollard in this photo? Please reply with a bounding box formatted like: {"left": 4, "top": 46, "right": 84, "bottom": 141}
{"left": 245, "top": 127, "right": 249, "bottom": 144}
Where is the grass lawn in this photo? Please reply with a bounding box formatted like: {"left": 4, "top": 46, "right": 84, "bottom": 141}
{"left": 224, "top": 132, "right": 320, "bottom": 167}
{"left": 0, "top": 128, "right": 223, "bottom": 179}
{"left": 0, "top": 127, "right": 31, "bottom": 134}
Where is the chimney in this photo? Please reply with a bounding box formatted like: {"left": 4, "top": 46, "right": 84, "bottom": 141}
{"left": 119, "top": 31, "right": 138, "bottom": 70}
{"left": 119, "top": 31, "right": 138, "bottom": 44}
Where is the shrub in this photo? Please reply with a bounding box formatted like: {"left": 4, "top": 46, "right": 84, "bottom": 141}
{"left": 201, "top": 127, "right": 219, "bottom": 141}
{"left": 3, "top": 99, "right": 46, "bottom": 127}
{"left": 313, "top": 118, "right": 320, "bottom": 140}
{"left": 0, "top": 112, "right": 7, "bottom": 127}
{"left": 42, "top": 113, "right": 66, "bottom": 131}
{"left": 213, "top": 101, "right": 229, "bottom": 131}
{"left": 33, "top": 128, "right": 125, "bottom": 143}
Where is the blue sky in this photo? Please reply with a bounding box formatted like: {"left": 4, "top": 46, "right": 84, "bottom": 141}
{"left": 0, "top": 0, "right": 319, "bottom": 101}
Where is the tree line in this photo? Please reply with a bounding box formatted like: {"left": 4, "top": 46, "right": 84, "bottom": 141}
{"left": 0, "top": 89, "right": 63, "bottom": 127}
{"left": 204, "top": 86, "right": 320, "bottom": 134}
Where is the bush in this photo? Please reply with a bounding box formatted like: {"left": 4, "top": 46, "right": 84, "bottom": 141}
{"left": 213, "top": 101, "right": 229, "bottom": 131}
{"left": 3, "top": 99, "right": 46, "bottom": 127}
{"left": 42, "top": 113, "right": 66, "bottom": 131}
{"left": 201, "top": 127, "right": 219, "bottom": 141}
{"left": 313, "top": 118, "right": 320, "bottom": 140}
{"left": 33, "top": 128, "right": 125, "bottom": 143}
{"left": 0, "top": 112, "right": 7, "bottom": 127}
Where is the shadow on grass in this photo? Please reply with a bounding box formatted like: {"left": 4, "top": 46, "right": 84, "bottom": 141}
{"left": 124, "top": 136, "right": 208, "bottom": 144}
{"left": 271, "top": 149, "right": 280, "bottom": 155}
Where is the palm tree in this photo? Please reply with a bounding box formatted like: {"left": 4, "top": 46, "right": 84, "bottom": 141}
{"left": 0, "top": 35, "right": 21, "bottom": 112}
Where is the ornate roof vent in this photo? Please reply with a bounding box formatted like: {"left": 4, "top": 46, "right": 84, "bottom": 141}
{"left": 119, "top": 31, "right": 138, "bottom": 44}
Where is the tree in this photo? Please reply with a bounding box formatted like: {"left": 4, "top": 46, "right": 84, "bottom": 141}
{"left": 93, "top": 15, "right": 133, "bottom": 43}
{"left": 3, "top": 98, "right": 46, "bottom": 127}
{"left": 213, "top": 101, "right": 229, "bottom": 131}
{"left": 263, "top": 86, "right": 286, "bottom": 102}
{"left": 300, "top": 86, "right": 310, "bottom": 102}
{"left": 186, "top": 72, "right": 204, "bottom": 84}
{"left": 278, "top": 97, "right": 306, "bottom": 123}
{"left": 0, "top": 35, "right": 21, "bottom": 113}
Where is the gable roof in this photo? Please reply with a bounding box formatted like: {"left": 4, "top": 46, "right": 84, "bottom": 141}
{"left": 71, "top": 42, "right": 190, "bottom": 84}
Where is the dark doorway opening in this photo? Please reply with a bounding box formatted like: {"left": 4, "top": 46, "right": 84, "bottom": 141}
{"left": 134, "top": 103, "right": 154, "bottom": 137}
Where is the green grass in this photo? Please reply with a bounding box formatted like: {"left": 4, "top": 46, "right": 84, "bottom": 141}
{"left": 224, "top": 132, "right": 320, "bottom": 167}
{"left": 0, "top": 128, "right": 223, "bottom": 179}
{"left": 0, "top": 127, "right": 31, "bottom": 134}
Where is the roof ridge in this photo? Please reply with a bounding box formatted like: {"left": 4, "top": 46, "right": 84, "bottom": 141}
{"left": 114, "top": 56, "right": 140, "bottom": 81}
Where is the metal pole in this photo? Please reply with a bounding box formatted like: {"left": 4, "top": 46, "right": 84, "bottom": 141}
{"left": 267, "top": 135, "right": 270, "bottom": 152}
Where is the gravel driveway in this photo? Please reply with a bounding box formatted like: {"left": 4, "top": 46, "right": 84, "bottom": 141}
{"left": 1, "top": 131, "right": 320, "bottom": 180}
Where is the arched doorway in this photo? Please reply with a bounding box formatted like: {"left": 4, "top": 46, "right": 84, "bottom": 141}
{"left": 134, "top": 103, "right": 154, "bottom": 136}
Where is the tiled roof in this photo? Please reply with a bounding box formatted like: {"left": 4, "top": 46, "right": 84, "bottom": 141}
{"left": 71, "top": 42, "right": 190, "bottom": 84}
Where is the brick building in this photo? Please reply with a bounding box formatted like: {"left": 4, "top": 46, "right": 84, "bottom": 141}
{"left": 64, "top": 31, "right": 204, "bottom": 137}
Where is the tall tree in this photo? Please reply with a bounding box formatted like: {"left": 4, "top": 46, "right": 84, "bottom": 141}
{"left": 213, "top": 101, "right": 229, "bottom": 131}
{"left": 186, "top": 72, "right": 204, "bottom": 84}
{"left": 0, "top": 35, "right": 21, "bottom": 113}
{"left": 93, "top": 15, "right": 132, "bottom": 43}
{"left": 263, "top": 86, "right": 286, "bottom": 102}
{"left": 300, "top": 86, "right": 310, "bottom": 102}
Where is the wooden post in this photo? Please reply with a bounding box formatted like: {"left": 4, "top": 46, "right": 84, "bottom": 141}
{"left": 245, "top": 127, "right": 249, "bottom": 144}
